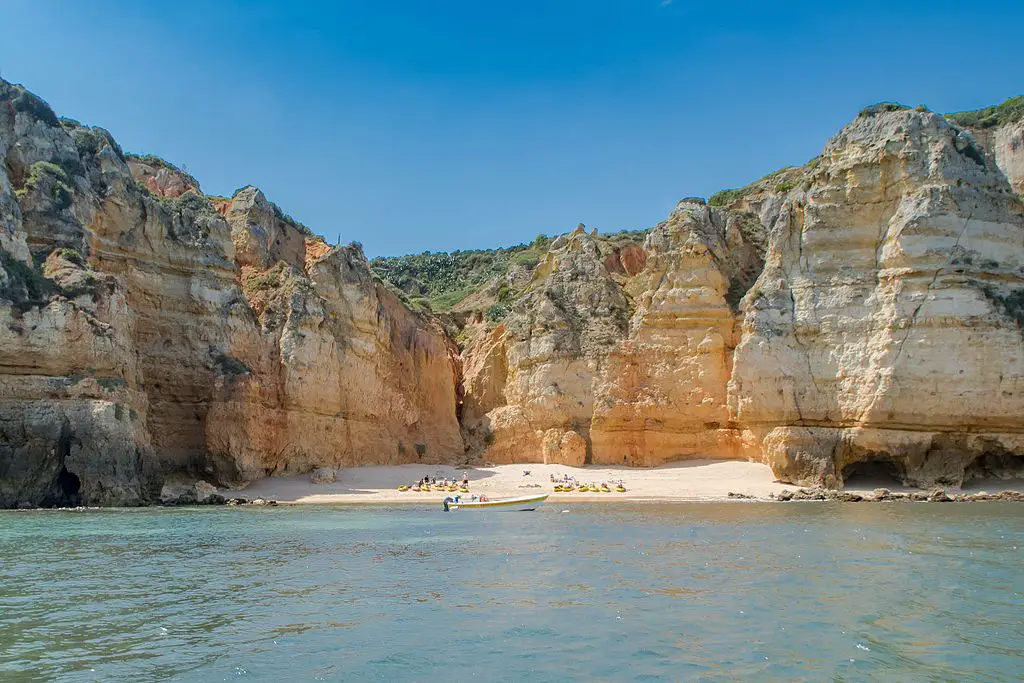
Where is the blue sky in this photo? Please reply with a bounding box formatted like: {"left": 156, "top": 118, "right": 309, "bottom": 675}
{"left": 2, "top": 1, "right": 1021, "bottom": 256}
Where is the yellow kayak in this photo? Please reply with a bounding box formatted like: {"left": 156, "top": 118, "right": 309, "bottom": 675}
{"left": 600, "top": 485, "right": 610, "bottom": 493}
{"left": 398, "top": 485, "right": 409, "bottom": 492}
{"left": 615, "top": 486, "right": 626, "bottom": 493}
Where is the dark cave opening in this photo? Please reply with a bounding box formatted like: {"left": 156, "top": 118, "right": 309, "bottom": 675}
{"left": 58, "top": 466, "right": 81, "bottom": 497}
{"left": 841, "top": 459, "right": 904, "bottom": 488}
{"left": 964, "top": 452, "right": 1024, "bottom": 483}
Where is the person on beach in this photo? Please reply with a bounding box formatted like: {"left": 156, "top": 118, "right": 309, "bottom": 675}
{"left": 462, "top": 472, "right": 469, "bottom": 486}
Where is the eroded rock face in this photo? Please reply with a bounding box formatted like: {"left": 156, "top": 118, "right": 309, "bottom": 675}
{"left": 541, "top": 428, "right": 587, "bottom": 466}
{"left": 591, "top": 203, "right": 763, "bottom": 466}
{"left": 730, "top": 109, "right": 1024, "bottom": 488}
{"left": 0, "top": 79, "right": 462, "bottom": 506}
{"left": 206, "top": 239, "right": 463, "bottom": 481}
{"left": 461, "top": 108, "right": 1024, "bottom": 488}
{"left": 462, "top": 210, "right": 765, "bottom": 467}
{"left": 968, "top": 120, "right": 1024, "bottom": 195}
{"left": 126, "top": 157, "right": 201, "bottom": 199}
{"left": 4, "top": 76, "right": 1024, "bottom": 503}
{"left": 0, "top": 81, "right": 151, "bottom": 508}
{"left": 461, "top": 227, "right": 630, "bottom": 463}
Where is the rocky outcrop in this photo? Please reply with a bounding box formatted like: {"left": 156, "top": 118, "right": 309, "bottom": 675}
{"left": 730, "top": 108, "right": 1024, "bottom": 488}
{"left": 460, "top": 107, "right": 1024, "bottom": 489}
{"left": 461, "top": 226, "right": 631, "bottom": 463}
{"left": 0, "top": 79, "right": 462, "bottom": 507}
{"left": 462, "top": 209, "right": 765, "bottom": 467}
{"left": 126, "top": 156, "right": 201, "bottom": 199}
{"left": 310, "top": 467, "right": 337, "bottom": 484}
{"left": 948, "top": 97, "right": 1024, "bottom": 195}
{"left": 966, "top": 119, "right": 1024, "bottom": 195}
{"left": 3, "top": 77, "right": 1024, "bottom": 505}
{"left": 206, "top": 238, "right": 463, "bottom": 481}
{"left": 1, "top": 82, "right": 151, "bottom": 508}
{"left": 590, "top": 203, "right": 764, "bottom": 466}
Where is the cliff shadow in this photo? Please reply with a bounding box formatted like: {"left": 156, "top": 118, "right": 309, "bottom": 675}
{"left": 840, "top": 459, "right": 906, "bottom": 490}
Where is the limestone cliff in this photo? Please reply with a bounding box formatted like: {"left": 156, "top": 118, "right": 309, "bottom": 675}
{"left": 3, "top": 77, "right": 1024, "bottom": 505}
{"left": 730, "top": 107, "right": 1024, "bottom": 487}
{"left": 459, "top": 105, "right": 1024, "bottom": 489}
{"left": 205, "top": 188, "right": 462, "bottom": 481}
{"left": 0, "top": 80, "right": 461, "bottom": 507}
{"left": 948, "top": 96, "right": 1024, "bottom": 194}
{"left": 461, "top": 208, "right": 765, "bottom": 468}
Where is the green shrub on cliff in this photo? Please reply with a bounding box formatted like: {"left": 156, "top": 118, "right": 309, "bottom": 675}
{"left": 16, "top": 161, "right": 74, "bottom": 210}
{"left": 126, "top": 153, "right": 180, "bottom": 171}
{"left": 64, "top": 121, "right": 124, "bottom": 161}
{"left": 708, "top": 188, "right": 745, "bottom": 207}
{"left": 597, "top": 228, "right": 648, "bottom": 245}
{"left": 370, "top": 243, "right": 540, "bottom": 312}
{"left": 0, "top": 252, "right": 56, "bottom": 312}
{"left": 485, "top": 303, "right": 509, "bottom": 322}
{"left": 858, "top": 102, "right": 911, "bottom": 117}
{"left": 947, "top": 96, "right": 1024, "bottom": 129}
{"left": 708, "top": 165, "right": 803, "bottom": 207}
{"left": 11, "top": 88, "right": 59, "bottom": 126}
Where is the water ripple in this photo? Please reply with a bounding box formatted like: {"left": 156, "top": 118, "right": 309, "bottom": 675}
{"left": 1, "top": 503, "right": 1022, "bottom": 681}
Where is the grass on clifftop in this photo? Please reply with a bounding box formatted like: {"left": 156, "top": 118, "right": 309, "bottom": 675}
{"left": 125, "top": 153, "right": 181, "bottom": 172}
{"left": 947, "top": 96, "right": 1024, "bottom": 129}
{"left": 708, "top": 165, "right": 806, "bottom": 207}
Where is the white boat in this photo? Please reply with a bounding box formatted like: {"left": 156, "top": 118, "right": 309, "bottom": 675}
{"left": 444, "top": 494, "right": 548, "bottom": 511}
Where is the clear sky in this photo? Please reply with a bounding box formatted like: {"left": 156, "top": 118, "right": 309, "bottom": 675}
{"left": 2, "top": 1, "right": 1021, "bottom": 257}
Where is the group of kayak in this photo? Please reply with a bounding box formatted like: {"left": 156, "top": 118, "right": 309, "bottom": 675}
{"left": 397, "top": 483, "right": 469, "bottom": 493}
{"left": 554, "top": 483, "right": 627, "bottom": 493}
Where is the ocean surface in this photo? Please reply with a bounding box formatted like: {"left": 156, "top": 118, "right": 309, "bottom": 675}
{"left": 1, "top": 503, "right": 1021, "bottom": 682}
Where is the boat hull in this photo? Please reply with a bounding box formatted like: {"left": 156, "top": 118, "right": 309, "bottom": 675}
{"left": 447, "top": 494, "right": 548, "bottom": 511}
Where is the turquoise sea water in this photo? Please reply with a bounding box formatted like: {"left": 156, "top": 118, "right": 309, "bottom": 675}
{"left": 1, "top": 503, "right": 1022, "bottom": 682}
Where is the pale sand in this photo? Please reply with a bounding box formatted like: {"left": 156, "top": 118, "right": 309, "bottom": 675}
{"left": 236, "top": 460, "right": 801, "bottom": 504}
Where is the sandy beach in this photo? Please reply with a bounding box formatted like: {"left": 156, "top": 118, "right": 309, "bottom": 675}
{"left": 236, "top": 460, "right": 802, "bottom": 504}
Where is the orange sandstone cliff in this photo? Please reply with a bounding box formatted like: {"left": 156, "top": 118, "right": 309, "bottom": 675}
{"left": 2, "top": 81, "right": 1024, "bottom": 507}
{"left": 457, "top": 105, "right": 1024, "bottom": 489}
{"left": 0, "top": 80, "right": 461, "bottom": 507}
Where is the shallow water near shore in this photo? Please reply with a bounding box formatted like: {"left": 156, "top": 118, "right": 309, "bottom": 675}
{"left": 1, "top": 503, "right": 1022, "bottom": 682}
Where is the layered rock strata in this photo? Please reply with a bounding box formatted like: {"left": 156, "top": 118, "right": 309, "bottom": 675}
{"left": 462, "top": 208, "right": 765, "bottom": 468}
{"left": 967, "top": 119, "right": 1024, "bottom": 195}
{"left": 0, "top": 80, "right": 461, "bottom": 507}
{"left": 3, "top": 77, "right": 1024, "bottom": 505}
{"left": 730, "top": 108, "right": 1024, "bottom": 487}
{"left": 461, "top": 108, "right": 1024, "bottom": 488}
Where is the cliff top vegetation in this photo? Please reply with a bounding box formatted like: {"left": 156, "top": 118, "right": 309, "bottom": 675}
{"left": 370, "top": 238, "right": 548, "bottom": 312}
{"left": 370, "top": 227, "right": 649, "bottom": 313}
{"left": 947, "top": 96, "right": 1024, "bottom": 129}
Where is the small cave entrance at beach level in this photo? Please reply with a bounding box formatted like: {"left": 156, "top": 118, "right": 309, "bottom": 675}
{"left": 841, "top": 459, "right": 904, "bottom": 488}
{"left": 58, "top": 466, "right": 81, "bottom": 501}
{"left": 964, "top": 451, "right": 1024, "bottom": 483}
